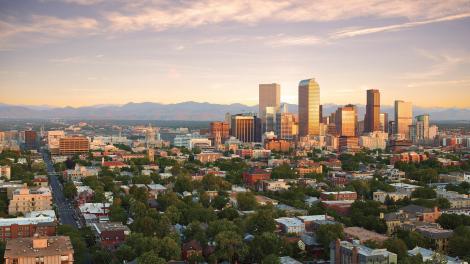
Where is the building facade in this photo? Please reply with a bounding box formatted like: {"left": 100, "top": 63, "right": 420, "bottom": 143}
{"left": 59, "top": 136, "right": 90, "bottom": 155}
{"left": 259, "top": 83, "right": 281, "bottom": 133}
{"left": 298, "top": 78, "right": 320, "bottom": 137}
{"left": 365, "top": 89, "right": 381, "bottom": 133}
{"left": 394, "top": 100, "right": 413, "bottom": 139}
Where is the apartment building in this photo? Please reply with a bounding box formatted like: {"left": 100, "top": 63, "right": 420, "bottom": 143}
{"left": 8, "top": 187, "right": 52, "bottom": 215}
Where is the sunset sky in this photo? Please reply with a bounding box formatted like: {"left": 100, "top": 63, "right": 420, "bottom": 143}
{"left": 1, "top": 0, "right": 470, "bottom": 108}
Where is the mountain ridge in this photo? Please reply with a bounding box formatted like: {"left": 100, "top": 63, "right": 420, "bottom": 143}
{"left": 0, "top": 102, "right": 469, "bottom": 121}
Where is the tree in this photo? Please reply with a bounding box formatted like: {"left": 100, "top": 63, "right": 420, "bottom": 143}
{"left": 237, "top": 192, "right": 257, "bottom": 211}
{"left": 383, "top": 238, "right": 408, "bottom": 261}
{"left": 245, "top": 210, "right": 276, "bottom": 235}
{"left": 248, "top": 232, "right": 282, "bottom": 263}
{"left": 448, "top": 226, "right": 470, "bottom": 260}
{"left": 214, "top": 231, "right": 248, "bottom": 263}
{"left": 109, "top": 204, "right": 127, "bottom": 224}
{"left": 159, "top": 237, "right": 181, "bottom": 261}
{"left": 115, "top": 244, "right": 135, "bottom": 262}
{"left": 138, "top": 251, "right": 166, "bottom": 264}
{"left": 411, "top": 187, "right": 437, "bottom": 199}
{"left": 316, "top": 224, "right": 344, "bottom": 254}
{"left": 271, "top": 163, "right": 296, "bottom": 179}
{"left": 437, "top": 213, "right": 470, "bottom": 230}
{"left": 207, "top": 219, "right": 239, "bottom": 239}
{"left": 63, "top": 182, "right": 77, "bottom": 200}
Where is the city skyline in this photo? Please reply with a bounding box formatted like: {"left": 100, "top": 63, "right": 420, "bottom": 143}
{"left": 0, "top": 1, "right": 470, "bottom": 108}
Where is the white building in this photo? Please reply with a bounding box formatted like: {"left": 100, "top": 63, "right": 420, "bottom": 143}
{"left": 0, "top": 165, "right": 11, "bottom": 180}
{"left": 275, "top": 217, "right": 305, "bottom": 234}
{"left": 173, "top": 134, "right": 211, "bottom": 150}
{"left": 359, "top": 131, "right": 388, "bottom": 150}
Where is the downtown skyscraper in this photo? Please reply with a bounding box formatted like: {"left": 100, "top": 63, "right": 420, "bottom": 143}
{"left": 298, "top": 78, "right": 320, "bottom": 137}
{"left": 259, "top": 83, "right": 280, "bottom": 133}
{"left": 394, "top": 100, "right": 413, "bottom": 139}
{"left": 365, "top": 89, "right": 381, "bottom": 133}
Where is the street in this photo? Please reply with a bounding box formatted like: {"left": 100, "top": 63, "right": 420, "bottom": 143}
{"left": 41, "top": 149, "right": 80, "bottom": 229}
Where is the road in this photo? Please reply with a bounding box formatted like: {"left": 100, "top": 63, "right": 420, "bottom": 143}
{"left": 41, "top": 149, "right": 80, "bottom": 228}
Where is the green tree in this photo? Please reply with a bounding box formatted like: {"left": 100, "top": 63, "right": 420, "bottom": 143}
{"left": 245, "top": 210, "right": 276, "bottom": 235}
{"left": 214, "top": 231, "right": 248, "bottom": 263}
{"left": 271, "top": 163, "right": 296, "bottom": 179}
{"left": 448, "top": 226, "right": 470, "bottom": 260}
{"left": 109, "top": 204, "right": 127, "bottom": 224}
{"left": 237, "top": 192, "right": 257, "bottom": 211}
{"left": 63, "top": 182, "right": 77, "bottom": 199}
{"left": 316, "top": 224, "right": 344, "bottom": 254}
{"left": 383, "top": 238, "right": 408, "bottom": 261}
{"left": 411, "top": 187, "right": 437, "bottom": 199}
{"left": 138, "top": 251, "right": 166, "bottom": 264}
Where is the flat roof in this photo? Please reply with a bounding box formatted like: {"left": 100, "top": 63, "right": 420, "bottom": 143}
{"left": 4, "top": 236, "right": 73, "bottom": 258}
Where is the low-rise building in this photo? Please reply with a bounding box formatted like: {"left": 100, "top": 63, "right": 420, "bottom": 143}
{"left": 0, "top": 165, "right": 11, "bottom": 180}
{"left": 243, "top": 168, "right": 271, "bottom": 186}
{"left": 330, "top": 239, "right": 397, "bottom": 264}
{"left": 415, "top": 226, "right": 453, "bottom": 252}
{"left": 320, "top": 191, "right": 357, "bottom": 201}
{"left": 0, "top": 214, "right": 56, "bottom": 242}
{"left": 8, "top": 187, "right": 52, "bottom": 215}
{"left": 4, "top": 235, "right": 74, "bottom": 264}
{"left": 408, "top": 247, "right": 467, "bottom": 264}
{"left": 275, "top": 217, "right": 305, "bottom": 234}
{"left": 343, "top": 227, "right": 388, "bottom": 244}
{"left": 92, "top": 222, "right": 130, "bottom": 249}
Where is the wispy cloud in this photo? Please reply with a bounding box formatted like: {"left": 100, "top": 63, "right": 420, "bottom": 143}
{"left": 403, "top": 49, "right": 470, "bottom": 79}
{"left": 331, "top": 12, "right": 470, "bottom": 39}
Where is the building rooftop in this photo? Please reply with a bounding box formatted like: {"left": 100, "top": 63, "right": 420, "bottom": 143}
{"left": 297, "top": 215, "right": 329, "bottom": 222}
{"left": 92, "top": 222, "right": 130, "bottom": 234}
{"left": 4, "top": 236, "right": 73, "bottom": 258}
{"left": 344, "top": 227, "right": 388, "bottom": 243}
{"left": 275, "top": 217, "right": 304, "bottom": 227}
{"left": 0, "top": 215, "right": 55, "bottom": 227}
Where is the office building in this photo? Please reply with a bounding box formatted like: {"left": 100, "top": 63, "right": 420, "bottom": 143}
{"left": 231, "top": 114, "right": 262, "bottom": 142}
{"left": 174, "top": 134, "right": 211, "bottom": 150}
{"left": 24, "top": 130, "right": 37, "bottom": 150}
{"left": 259, "top": 83, "right": 281, "bottom": 132}
{"left": 210, "top": 121, "right": 230, "bottom": 146}
{"left": 395, "top": 100, "right": 413, "bottom": 139}
{"left": 336, "top": 105, "right": 357, "bottom": 137}
{"left": 365, "top": 89, "right": 381, "bottom": 132}
{"left": 380, "top": 113, "right": 389, "bottom": 132}
{"left": 298, "top": 78, "right": 320, "bottom": 137}
{"left": 47, "top": 130, "right": 65, "bottom": 154}
{"left": 264, "top": 106, "right": 277, "bottom": 132}
{"left": 59, "top": 136, "right": 90, "bottom": 155}
{"left": 4, "top": 235, "right": 74, "bottom": 264}
{"left": 276, "top": 113, "right": 298, "bottom": 140}
{"left": 415, "top": 114, "right": 430, "bottom": 143}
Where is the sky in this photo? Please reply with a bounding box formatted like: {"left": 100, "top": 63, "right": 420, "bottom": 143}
{"left": 0, "top": 0, "right": 470, "bottom": 108}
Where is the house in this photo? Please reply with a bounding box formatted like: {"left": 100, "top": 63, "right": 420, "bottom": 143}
{"left": 320, "top": 191, "right": 357, "bottom": 201}
{"left": 401, "top": 205, "right": 441, "bottom": 223}
{"left": 415, "top": 226, "right": 453, "bottom": 252}
{"left": 275, "top": 217, "right": 305, "bottom": 234}
{"left": 243, "top": 168, "right": 270, "bottom": 186}
{"left": 92, "top": 222, "right": 130, "bottom": 249}
{"left": 79, "top": 203, "right": 110, "bottom": 225}
{"left": 182, "top": 240, "right": 203, "bottom": 261}
{"left": 298, "top": 234, "right": 323, "bottom": 258}
{"left": 258, "top": 179, "right": 291, "bottom": 192}
{"left": 408, "top": 247, "right": 467, "bottom": 264}
{"left": 296, "top": 215, "right": 332, "bottom": 232}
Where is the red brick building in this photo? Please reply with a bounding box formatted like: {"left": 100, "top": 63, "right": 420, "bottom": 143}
{"left": 0, "top": 218, "right": 56, "bottom": 242}
{"left": 243, "top": 168, "right": 271, "bottom": 185}
{"left": 320, "top": 191, "right": 357, "bottom": 201}
{"left": 92, "top": 222, "right": 130, "bottom": 249}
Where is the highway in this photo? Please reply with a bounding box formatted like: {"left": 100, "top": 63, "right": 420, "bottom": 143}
{"left": 41, "top": 149, "right": 80, "bottom": 229}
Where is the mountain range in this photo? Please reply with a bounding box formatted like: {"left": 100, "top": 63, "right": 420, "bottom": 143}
{"left": 0, "top": 102, "right": 469, "bottom": 121}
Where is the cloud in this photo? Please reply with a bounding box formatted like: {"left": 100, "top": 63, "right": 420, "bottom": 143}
{"left": 266, "top": 35, "right": 325, "bottom": 47}
{"left": 0, "top": 15, "right": 99, "bottom": 49}
{"left": 39, "top": 0, "right": 104, "bottom": 5}
{"left": 104, "top": 0, "right": 470, "bottom": 32}
{"left": 403, "top": 50, "right": 470, "bottom": 79}
{"left": 331, "top": 12, "right": 470, "bottom": 39}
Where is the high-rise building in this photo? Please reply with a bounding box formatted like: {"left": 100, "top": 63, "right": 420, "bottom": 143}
{"left": 210, "top": 121, "right": 230, "bottom": 146}
{"left": 380, "top": 113, "right": 389, "bottom": 133}
{"left": 394, "top": 100, "right": 413, "bottom": 139}
{"left": 259, "top": 83, "right": 280, "bottom": 132}
{"left": 47, "top": 130, "right": 65, "bottom": 154}
{"left": 415, "top": 114, "right": 430, "bottom": 142}
{"left": 264, "top": 106, "right": 277, "bottom": 132}
{"left": 59, "top": 136, "right": 90, "bottom": 155}
{"left": 276, "top": 113, "right": 298, "bottom": 140}
{"left": 335, "top": 105, "right": 357, "bottom": 137}
{"left": 319, "top": 104, "right": 323, "bottom": 124}
{"left": 298, "top": 78, "right": 320, "bottom": 137}
{"left": 365, "top": 89, "right": 381, "bottom": 133}
{"left": 24, "top": 130, "right": 37, "bottom": 150}
{"left": 231, "top": 114, "right": 262, "bottom": 142}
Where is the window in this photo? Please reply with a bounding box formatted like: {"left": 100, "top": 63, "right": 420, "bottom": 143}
{"left": 12, "top": 258, "right": 18, "bottom": 264}
{"left": 35, "top": 256, "right": 44, "bottom": 264}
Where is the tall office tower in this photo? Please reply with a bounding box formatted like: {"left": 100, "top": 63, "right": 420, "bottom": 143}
{"left": 276, "top": 112, "right": 298, "bottom": 140}
{"left": 231, "top": 114, "right": 262, "bottom": 142}
{"left": 24, "top": 130, "right": 37, "bottom": 150}
{"left": 224, "top": 112, "right": 232, "bottom": 129}
{"left": 264, "top": 106, "right": 277, "bottom": 132}
{"left": 388, "top": 121, "right": 396, "bottom": 136}
{"left": 335, "top": 104, "right": 358, "bottom": 137}
{"left": 298, "top": 78, "right": 320, "bottom": 137}
{"left": 259, "top": 83, "right": 281, "bottom": 132}
{"left": 364, "top": 89, "right": 381, "bottom": 132}
{"left": 394, "top": 100, "right": 413, "bottom": 139}
{"left": 319, "top": 105, "right": 323, "bottom": 124}
{"left": 210, "top": 121, "right": 230, "bottom": 146}
{"left": 415, "top": 114, "right": 430, "bottom": 142}
{"left": 380, "top": 113, "right": 389, "bottom": 133}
